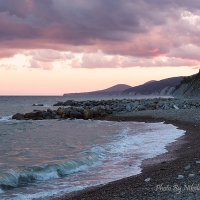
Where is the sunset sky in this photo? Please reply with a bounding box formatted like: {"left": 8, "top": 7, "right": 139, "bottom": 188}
{"left": 0, "top": 0, "right": 200, "bottom": 95}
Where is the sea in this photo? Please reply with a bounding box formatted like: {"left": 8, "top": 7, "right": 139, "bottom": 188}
{"left": 0, "top": 96, "right": 185, "bottom": 200}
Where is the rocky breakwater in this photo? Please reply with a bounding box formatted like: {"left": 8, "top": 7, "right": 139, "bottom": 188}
{"left": 12, "top": 105, "right": 112, "bottom": 120}
{"left": 12, "top": 98, "right": 200, "bottom": 120}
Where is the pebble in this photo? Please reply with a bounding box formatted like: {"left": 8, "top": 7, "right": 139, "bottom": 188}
{"left": 177, "top": 175, "right": 184, "bottom": 180}
{"left": 173, "top": 105, "right": 179, "bottom": 110}
{"left": 188, "top": 174, "right": 195, "bottom": 178}
{"left": 184, "top": 164, "right": 191, "bottom": 170}
{"left": 144, "top": 177, "right": 151, "bottom": 182}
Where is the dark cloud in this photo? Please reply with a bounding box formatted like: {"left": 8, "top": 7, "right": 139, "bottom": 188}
{"left": 0, "top": 0, "right": 200, "bottom": 68}
{"left": 0, "top": 0, "right": 167, "bottom": 43}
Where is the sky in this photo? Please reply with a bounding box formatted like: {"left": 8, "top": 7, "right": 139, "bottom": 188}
{"left": 0, "top": 0, "right": 200, "bottom": 95}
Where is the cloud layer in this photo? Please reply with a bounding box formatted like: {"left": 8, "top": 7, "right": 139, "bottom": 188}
{"left": 0, "top": 0, "right": 200, "bottom": 68}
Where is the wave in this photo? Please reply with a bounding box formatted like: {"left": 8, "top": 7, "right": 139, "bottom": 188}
{"left": 0, "top": 116, "right": 12, "bottom": 122}
{"left": 0, "top": 155, "right": 99, "bottom": 190}
{"left": 10, "top": 186, "right": 84, "bottom": 200}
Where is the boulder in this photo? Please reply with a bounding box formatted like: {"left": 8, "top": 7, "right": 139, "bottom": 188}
{"left": 177, "top": 175, "right": 184, "bottom": 180}
{"left": 70, "top": 110, "right": 83, "bottom": 119}
{"left": 83, "top": 109, "right": 93, "bottom": 119}
{"left": 53, "top": 101, "right": 64, "bottom": 106}
{"left": 63, "top": 100, "right": 76, "bottom": 106}
{"left": 126, "top": 104, "right": 132, "bottom": 112}
{"left": 57, "top": 107, "right": 65, "bottom": 116}
{"left": 173, "top": 105, "right": 179, "bottom": 110}
{"left": 32, "top": 104, "right": 44, "bottom": 106}
{"left": 24, "top": 112, "right": 37, "bottom": 120}
{"left": 188, "top": 173, "right": 195, "bottom": 178}
{"left": 136, "top": 105, "right": 146, "bottom": 111}
{"left": 24, "top": 111, "right": 44, "bottom": 120}
{"left": 12, "top": 113, "right": 25, "bottom": 120}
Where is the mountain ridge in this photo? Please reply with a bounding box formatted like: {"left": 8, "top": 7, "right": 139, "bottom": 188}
{"left": 63, "top": 84, "right": 132, "bottom": 97}
{"left": 63, "top": 72, "right": 200, "bottom": 98}
{"left": 123, "top": 76, "right": 184, "bottom": 96}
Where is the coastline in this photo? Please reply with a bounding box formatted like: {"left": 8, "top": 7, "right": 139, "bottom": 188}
{"left": 51, "top": 109, "right": 200, "bottom": 200}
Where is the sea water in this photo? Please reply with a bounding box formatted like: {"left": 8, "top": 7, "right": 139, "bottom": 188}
{"left": 0, "top": 96, "right": 185, "bottom": 200}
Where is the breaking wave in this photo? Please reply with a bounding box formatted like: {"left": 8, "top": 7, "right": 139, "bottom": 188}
{"left": 0, "top": 155, "right": 98, "bottom": 190}
{"left": 0, "top": 116, "right": 12, "bottom": 122}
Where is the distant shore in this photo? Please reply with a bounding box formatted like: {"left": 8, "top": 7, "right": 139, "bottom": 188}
{"left": 51, "top": 108, "right": 200, "bottom": 200}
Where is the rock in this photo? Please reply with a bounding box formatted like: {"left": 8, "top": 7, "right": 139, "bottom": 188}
{"left": 63, "top": 100, "right": 77, "bottom": 106}
{"left": 83, "top": 110, "right": 93, "bottom": 119}
{"left": 24, "top": 112, "right": 37, "bottom": 120}
{"left": 64, "top": 108, "right": 72, "bottom": 116}
{"left": 126, "top": 104, "right": 132, "bottom": 112}
{"left": 70, "top": 110, "right": 83, "bottom": 119}
{"left": 24, "top": 111, "right": 45, "bottom": 120}
{"left": 173, "top": 105, "right": 179, "bottom": 110}
{"left": 188, "top": 173, "right": 195, "bottom": 178}
{"left": 34, "top": 111, "right": 45, "bottom": 119}
{"left": 32, "top": 104, "right": 44, "bottom": 106}
{"left": 76, "top": 107, "right": 85, "bottom": 114}
{"left": 136, "top": 105, "right": 146, "bottom": 111}
{"left": 57, "top": 107, "right": 65, "bottom": 116}
{"left": 144, "top": 177, "right": 151, "bottom": 182}
{"left": 44, "top": 110, "right": 57, "bottom": 119}
{"left": 53, "top": 101, "right": 64, "bottom": 106}
{"left": 162, "top": 104, "right": 170, "bottom": 110}
{"left": 184, "top": 164, "right": 191, "bottom": 170}
{"left": 90, "top": 106, "right": 110, "bottom": 117}
{"left": 12, "top": 113, "right": 25, "bottom": 120}
{"left": 177, "top": 175, "right": 184, "bottom": 180}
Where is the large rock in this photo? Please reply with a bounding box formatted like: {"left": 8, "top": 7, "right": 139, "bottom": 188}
{"left": 70, "top": 110, "right": 83, "bottom": 119}
{"left": 126, "top": 104, "right": 132, "bottom": 112}
{"left": 83, "top": 109, "right": 93, "bottom": 119}
{"left": 57, "top": 107, "right": 65, "bottom": 116}
{"left": 53, "top": 101, "right": 64, "bottom": 106}
{"left": 12, "top": 113, "right": 25, "bottom": 120}
{"left": 24, "top": 111, "right": 45, "bottom": 120}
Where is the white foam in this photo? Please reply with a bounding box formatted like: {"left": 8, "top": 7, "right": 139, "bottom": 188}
{"left": 43, "top": 104, "right": 52, "bottom": 108}
{"left": 0, "top": 116, "right": 12, "bottom": 122}
{"left": 90, "top": 122, "right": 185, "bottom": 180}
{"left": 10, "top": 186, "right": 83, "bottom": 200}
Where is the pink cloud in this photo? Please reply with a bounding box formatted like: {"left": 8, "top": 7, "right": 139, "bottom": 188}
{"left": 0, "top": 0, "right": 200, "bottom": 69}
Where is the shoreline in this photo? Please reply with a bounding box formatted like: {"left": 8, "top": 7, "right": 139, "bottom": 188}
{"left": 51, "top": 109, "right": 200, "bottom": 200}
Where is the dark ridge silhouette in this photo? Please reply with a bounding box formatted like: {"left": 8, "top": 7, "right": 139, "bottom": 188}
{"left": 123, "top": 77, "right": 184, "bottom": 95}
{"left": 63, "top": 84, "right": 132, "bottom": 97}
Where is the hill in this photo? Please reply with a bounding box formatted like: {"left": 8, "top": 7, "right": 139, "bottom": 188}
{"left": 173, "top": 70, "right": 200, "bottom": 98}
{"left": 63, "top": 72, "right": 200, "bottom": 98}
{"left": 123, "top": 77, "right": 183, "bottom": 96}
{"left": 63, "top": 84, "right": 132, "bottom": 97}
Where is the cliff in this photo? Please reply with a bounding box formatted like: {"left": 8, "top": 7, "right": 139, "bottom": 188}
{"left": 173, "top": 70, "right": 200, "bottom": 98}
{"left": 123, "top": 77, "right": 183, "bottom": 96}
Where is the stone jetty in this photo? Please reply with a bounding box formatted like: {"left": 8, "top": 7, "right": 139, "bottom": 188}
{"left": 12, "top": 98, "right": 200, "bottom": 120}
